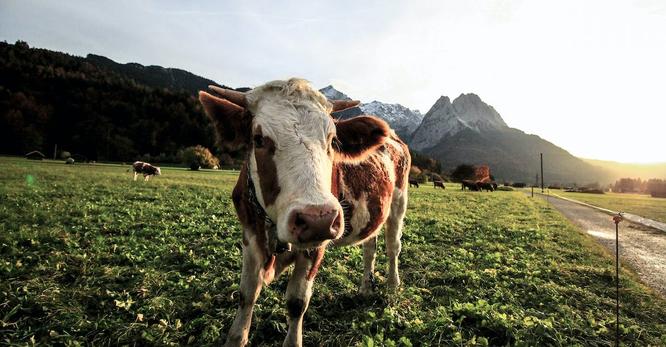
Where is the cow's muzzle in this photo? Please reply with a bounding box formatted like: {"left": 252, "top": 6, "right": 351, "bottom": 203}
{"left": 287, "top": 204, "right": 343, "bottom": 244}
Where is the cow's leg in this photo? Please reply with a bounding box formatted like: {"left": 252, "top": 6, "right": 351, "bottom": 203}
{"left": 144, "top": 175, "right": 149, "bottom": 181}
{"left": 133, "top": 172, "right": 138, "bottom": 181}
{"left": 386, "top": 188, "right": 407, "bottom": 288}
{"left": 359, "top": 236, "right": 377, "bottom": 295}
{"left": 274, "top": 251, "right": 296, "bottom": 280}
{"left": 225, "top": 236, "right": 266, "bottom": 347}
{"left": 283, "top": 248, "right": 324, "bottom": 347}
{"left": 263, "top": 251, "right": 296, "bottom": 285}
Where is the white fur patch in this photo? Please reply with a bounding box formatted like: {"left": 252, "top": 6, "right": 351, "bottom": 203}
{"left": 350, "top": 194, "right": 371, "bottom": 234}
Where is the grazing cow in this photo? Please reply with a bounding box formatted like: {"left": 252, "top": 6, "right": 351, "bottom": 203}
{"left": 409, "top": 178, "right": 420, "bottom": 188}
{"left": 199, "top": 79, "right": 410, "bottom": 347}
{"left": 131, "top": 161, "right": 161, "bottom": 181}
{"left": 479, "top": 182, "right": 495, "bottom": 192}
{"left": 461, "top": 179, "right": 479, "bottom": 191}
{"left": 433, "top": 180, "right": 446, "bottom": 189}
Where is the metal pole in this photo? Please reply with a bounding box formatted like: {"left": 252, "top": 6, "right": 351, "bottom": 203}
{"left": 613, "top": 213, "right": 622, "bottom": 346}
{"left": 53, "top": 144, "right": 58, "bottom": 160}
{"left": 540, "top": 153, "right": 544, "bottom": 193}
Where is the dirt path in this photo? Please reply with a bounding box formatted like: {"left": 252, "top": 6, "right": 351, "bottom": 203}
{"left": 538, "top": 194, "right": 666, "bottom": 297}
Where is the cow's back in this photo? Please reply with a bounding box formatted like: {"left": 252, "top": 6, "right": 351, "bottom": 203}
{"left": 332, "top": 134, "right": 410, "bottom": 246}
{"left": 132, "top": 161, "right": 144, "bottom": 173}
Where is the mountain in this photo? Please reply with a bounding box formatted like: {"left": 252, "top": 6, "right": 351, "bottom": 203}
{"left": 412, "top": 93, "right": 609, "bottom": 184}
{"left": 411, "top": 94, "right": 507, "bottom": 150}
{"left": 320, "top": 85, "right": 351, "bottom": 101}
{"left": 360, "top": 101, "right": 423, "bottom": 140}
{"left": 0, "top": 41, "right": 218, "bottom": 161}
{"left": 319, "top": 86, "right": 423, "bottom": 139}
{"left": 85, "top": 54, "right": 232, "bottom": 94}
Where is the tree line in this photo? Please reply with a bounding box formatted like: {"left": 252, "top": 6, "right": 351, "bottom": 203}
{"left": 0, "top": 41, "right": 220, "bottom": 163}
{"left": 613, "top": 178, "right": 666, "bottom": 198}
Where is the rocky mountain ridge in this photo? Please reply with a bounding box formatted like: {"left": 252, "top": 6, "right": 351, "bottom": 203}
{"left": 410, "top": 93, "right": 507, "bottom": 150}
{"left": 319, "top": 85, "right": 609, "bottom": 184}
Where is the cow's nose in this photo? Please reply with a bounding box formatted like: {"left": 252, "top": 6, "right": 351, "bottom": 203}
{"left": 289, "top": 205, "right": 342, "bottom": 243}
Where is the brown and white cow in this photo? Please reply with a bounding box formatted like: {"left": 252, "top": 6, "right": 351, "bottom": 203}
{"left": 198, "top": 79, "right": 410, "bottom": 347}
{"left": 131, "top": 161, "right": 161, "bottom": 181}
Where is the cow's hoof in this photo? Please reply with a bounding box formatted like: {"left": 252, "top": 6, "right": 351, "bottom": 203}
{"left": 387, "top": 276, "right": 400, "bottom": 290}
{"left": 224, "top": 335, "right": 247, "bottom": 347}
{"left": 359, "top": 284, "right": 375, "bottom": 296}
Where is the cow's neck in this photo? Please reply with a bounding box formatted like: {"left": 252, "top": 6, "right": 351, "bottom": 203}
{"left": 332, "top": 164, "right": 353, "bottom": 241}
{"left": 246, "top": 161, "right": 291, "bottom": 254}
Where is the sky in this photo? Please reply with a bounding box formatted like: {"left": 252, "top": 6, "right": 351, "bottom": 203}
{"left": 1, "top": 0, "right": 665, "bottom": 163}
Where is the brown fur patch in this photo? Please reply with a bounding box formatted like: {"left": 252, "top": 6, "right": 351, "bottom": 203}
{"left": 386, "top": 135, "right": 411, "bottom": 190}
{"left": 334, "top": 116, "right": 389, "bottom": 159}
{"left": 232, "top": 164, "right": 270, "bottom": 260}
{"left": 337, "top": 155, "right": 392, "bottom": 200}
{"left": 358, "top": 193, "right": 389, "bottom": 239}
{"left": 253, "top": 125, "right": 281, "bottom": 207}
{"left": 199, "top": 91, "right": 252, "bottom": 151}
{"left": 306, "top": 248, "right": 325, "bottom": 280}
{"left": 263, "top": 255, "right": 276, "bottom": 283}
{"left": 335, "top": 153, "right": 394, "bottom": 240}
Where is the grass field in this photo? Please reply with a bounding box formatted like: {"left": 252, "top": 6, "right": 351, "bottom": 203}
{"left": 1, "top": 156, "right": 665, "bottom": 346}
{"left": 555, "top": 191, "right": 666, "bottom": 224}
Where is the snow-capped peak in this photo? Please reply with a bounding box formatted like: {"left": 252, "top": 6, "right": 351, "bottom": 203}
{"left": 319, "top": 85, "right": 351, "bottom": 100}
{"left": 318, "top": 86, "right": 423, "bottom": 139}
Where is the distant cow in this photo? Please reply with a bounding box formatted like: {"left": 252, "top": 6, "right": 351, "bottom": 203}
{"left": 433, "top": 180, "right": 446, "bottom": 189}
{"left": 409, "top": 179, "right": 419, "bottom": 188}
{"left": 131, "top": 161, "right": 161, "bottom": 181}
{"left": 461, "top": 180, "right": 479, "bottom": 191}
{"left": 479, "top": 182, "right": 495, "bottom": 192}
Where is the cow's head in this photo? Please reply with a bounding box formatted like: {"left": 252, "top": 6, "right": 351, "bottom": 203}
{"left": 199, "top": 79, "right": 389, "bottom": 249}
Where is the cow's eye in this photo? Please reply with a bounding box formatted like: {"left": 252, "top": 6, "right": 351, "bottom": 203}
{"left": 253, "top": 135, "right": 264, "bottom": 148}
{"left": 331, "top": 136, "right": 341, "bottom": 152}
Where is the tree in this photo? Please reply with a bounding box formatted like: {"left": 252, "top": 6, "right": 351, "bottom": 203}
{"left": 0, "top": 41, "right": 217, "bottom": 161}
{"left": 450, "top": 164, "right": 476, "bottom": 182}
{"left": 180, "top": 145, "right": 219, "bottom": 170}
{"left": 613, "top": 178, "right": 642, "bottom": 193}
{"left": 647, "top": 179, "right": 666, "bottom": 198}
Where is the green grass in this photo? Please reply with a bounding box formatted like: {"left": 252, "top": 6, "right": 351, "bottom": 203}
{"left": 1, "top": 156, "right": 665, "bottom": 346}
{"left": 556, "top": 191, "right": 666, "bottom": 223}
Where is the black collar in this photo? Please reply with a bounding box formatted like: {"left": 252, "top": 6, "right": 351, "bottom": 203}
{"left": 246, "top": 163, "right": 291, "bottom": 254}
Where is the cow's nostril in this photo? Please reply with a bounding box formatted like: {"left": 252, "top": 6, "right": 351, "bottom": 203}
{"left": 332, "top": 213, "right": 342, "bottom": 230}
{"left": 295, "top": 214, "right": 307, "bottom": 228}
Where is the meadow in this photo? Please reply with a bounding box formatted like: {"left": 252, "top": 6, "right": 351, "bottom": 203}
{"left": 556, "top": 191, "right": 666, "bottom": 224}
{"left": 1, "top": 156, "right": 665, "bottom": 346}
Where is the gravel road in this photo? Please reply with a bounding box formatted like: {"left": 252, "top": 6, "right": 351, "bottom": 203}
{"left": 539, "top": 194, "right": 666, "bottom": 297}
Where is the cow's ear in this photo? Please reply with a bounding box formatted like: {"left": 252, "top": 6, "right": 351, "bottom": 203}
{"left": 199, "top": 91, "right": 252, "bottom": 151}
{"left": 334, "top": 116, "right": 389, "bottom": 159}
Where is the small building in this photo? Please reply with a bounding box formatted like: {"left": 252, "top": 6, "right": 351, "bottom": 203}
{"left": 25, "top": 151, "right": 46, "bottom": 160}
{"left": 474, "top": 165, "right": 491, "bottom": 182}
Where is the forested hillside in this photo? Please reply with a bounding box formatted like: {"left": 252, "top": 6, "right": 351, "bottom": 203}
{"left": 0, "top": 41, "right": 221, "bottom": 162}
